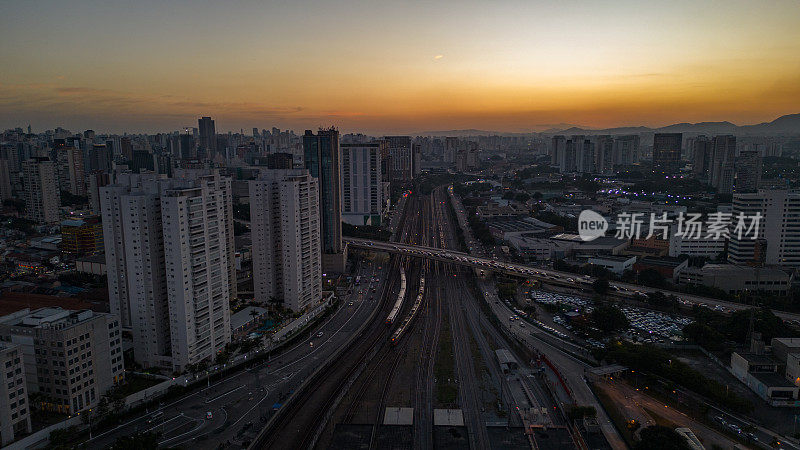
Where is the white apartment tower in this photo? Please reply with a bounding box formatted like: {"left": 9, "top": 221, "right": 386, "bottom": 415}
{"left": 250, "top": 169, "right": 321, "bottom": 312}
{"left": 728, "top": 190, "right": 800, "bottom": 267}
{"left": 22, "top": 157, "right": 60, "bottom": 224}
{"left": 101, "top": 170, "right": 233, "bottom": 371}
{"left": 341, "top": 142, "right": 387, "bottom": 226}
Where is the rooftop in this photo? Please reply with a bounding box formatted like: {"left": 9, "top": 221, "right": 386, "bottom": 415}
{"left": 752, "top": 371, "right": 798, "bottom": 389}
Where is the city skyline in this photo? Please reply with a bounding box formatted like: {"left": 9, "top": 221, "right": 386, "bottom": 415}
{"left": 2, "top": 1, "right": 800, "bottom": 134}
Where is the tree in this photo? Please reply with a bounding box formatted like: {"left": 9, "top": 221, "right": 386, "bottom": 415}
{"left": 497, "top": 282, "right": 517, "bottom": 300}
{"left": 638, "top": 268, "right": 666, "bottom": 287}
{"left": 591, "top": 304, "right": 629, "bottom": 334}
{"left": 634, "top": 425, "right": 691, "bottom": 450}
{"left": 592, "top": 279, "right": 610, "bottom": 296}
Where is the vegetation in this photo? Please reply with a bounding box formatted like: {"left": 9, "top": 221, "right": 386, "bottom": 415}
{"left": 683, "top": 306, "right": 798, "bottom": 350}
{"left": 603, "top": 341, "right": 753, "bottom": 413}
{"left": 58, "top": 271, "right": 108, "bottom": 288}
{"left": 496, "top": 282, "right": 517, "bottom": 301}
{"left": 0, "top": 215, "right": 36, "bottom": 234}
{"left": 634, "top": 425, "right": 691, "bottom": 450}
{"left": 590, "top": 303, "right": 629, "bottom": 334}
{"left": 109, "top": 431, "right": 161, "bottom": 449}
{"left": 567, "top": 405, "right": 597, "bottom": 422}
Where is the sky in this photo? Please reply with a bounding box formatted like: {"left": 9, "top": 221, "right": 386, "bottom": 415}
{"left": 1, "top": 0, "right": 799, "bottom": 135}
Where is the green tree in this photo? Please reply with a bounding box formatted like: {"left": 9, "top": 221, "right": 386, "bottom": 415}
{"left": 592, "top": 279, "right": 610, "bottom": 296}
{"left": 591, "top": 304, "right": 629, "bottom": 334}
{"left": 634, "top": 425, "right": 691, "bottom": 450}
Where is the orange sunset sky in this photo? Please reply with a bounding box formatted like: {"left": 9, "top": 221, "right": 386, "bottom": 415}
{"left": 1, "top": 0, "right": 799, "bottom": 134}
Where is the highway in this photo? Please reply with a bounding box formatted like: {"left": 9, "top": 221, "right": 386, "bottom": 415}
{"left": 85, "top": 260, "right": 386, "bottom": 449}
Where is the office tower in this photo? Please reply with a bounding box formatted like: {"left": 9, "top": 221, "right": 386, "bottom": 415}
{"left": 56, "top": 146, "right": 86, "bottom": 196}
{"left": 303, "top": 128, "right": 344, "bottom": 271}
{"left": 198, "top": 116, "right": 217, "bottom": 159}
{"left": 101, "top": 170, "right": 233, "bottom": 371}
{"left": 652, "top": 133, "right": 682, "bottom": 173}
{"left": 132, "top": 150, "right": 155, "bottom": 172}
{"left": 120, "top": 136, "right": 133, "bottom": 160}
{"left": 91, "top": 144, "right": 113, "bottom": 172}
{"left": 179, "top": 132, "right": 196, "bottom": 159}
{"left": 384, "top": 136, "right": 414, "bottom": 181}
{"left": 0, "top": 342, "right": 30, "bottom": 446}
{"left": 0, "top": 308, "right": 123, "bottom": 415}
{"left": 613, "top": 135, "right": 640, "bottom": 166}
{"left": 728, "top": 190, "right": 800, "bottom": 267}
{"left": 265, "top": 152, "right": 294, "bottom": 169}
{"left": 0, "top": 159, "right": 12, "bottom": 200}
{"left": 691, "top": 136, "right": 712, "bottom": 178}
{"left": 341, "top": 142, "right": 387, "bottom": 226}
{"left": 250, "top": 170, "right": 321, "bottom": 312}
{"left": 22, "top": 157, "right": 60, "bottom": 224}
{"left": 60, "top": 216, "right": 104, "bottom": 256}
{"left": 552, "top": 135, "right": 566, "bottom": 169}
{"left": 709, "top": 135, "right": 736, "bottom": 193}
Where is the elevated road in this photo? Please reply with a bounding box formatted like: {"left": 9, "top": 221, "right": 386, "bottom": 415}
{"left": 345, "top": 237, "right": 800, "bottom": 323}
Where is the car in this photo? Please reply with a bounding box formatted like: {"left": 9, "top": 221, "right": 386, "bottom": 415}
{"left": 349, "top": 301, "right": 354, "bottom": 306}
{"left": 316, "top": 331, "right": 324, "bottom": 338}
{"left": 206, "top": 411, "right": 213, "bottom": 420}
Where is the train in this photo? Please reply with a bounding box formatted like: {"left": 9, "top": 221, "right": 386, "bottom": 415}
{"left": 386, "top": 268, "right": 406, "bottom": 325}
{"left": 390, "top": 266, "right": 427, "bottom": 345}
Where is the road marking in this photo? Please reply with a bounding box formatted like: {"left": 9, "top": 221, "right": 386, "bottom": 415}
{"left": 206, "top": 385, "right": 245, "bottom": 403}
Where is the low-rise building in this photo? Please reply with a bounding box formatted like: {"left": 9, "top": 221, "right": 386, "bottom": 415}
{"left": 588, "top": 255, "right": 636, "bottom": 275}
{"left": 0, "top": 342, "right": 30, "bottom": 446}
{"left": 731, "top": 351, "right": 798, "bottom": 405}
{"left": 633, "top": 257, "right": 688, "bottom": 282}
{"left": 677, "top": 264, "right": 791, "bottom": 295}
{"left": 0, "top": 308, "right": 124, "bottom": 414}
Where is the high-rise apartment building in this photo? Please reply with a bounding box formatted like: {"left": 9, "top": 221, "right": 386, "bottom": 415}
{"left": 0, "top": 308, "right": 123, "bottom": 415}
{"left": 56, "top": 146, "right": 86, "bottom": 196}
{"left": 303, "top": 128, "right": 344, "bottom": 272}
{"left": 612, "top": 135, "right": 640, "bottom": 166}
{"left": 552, "top": 135, "right": 567, "bottom": 170}
{"left": 250, "top": 170, "right": 321, "bottom": 312}
{"left": 101, "top": 170, "right": 233, "bottom": 371}
{"left": 652, "top": 133, "right": 682, "bottom": 173}
{"left": 120, "top": 136, "right": 133, "bottom": 160}
{"left": 691, "top": 135, "right": 712, "bottom": 178}
{"left": 735, "top": 149, "right": 762, "bottom": 193}
{"left": 384, "top": 136, "right": 414, "bottom": 181}
{"left": 0, "top": 342, "right": 30, "bottom": 446}
{"left": 728, "top": 190, "right": 800, "bottom": 267}
{"left": 710, "top": 135, "right": 736, "bottom": 193}
{"left": 198, "top": 116, "right": 217, "bottom": 159}
{"left": 22, "top": 157, "right": 60, "bottom": 224}
{"left": 0, "top": 159, "right": 12, "bottom": 200}
{"left": 341, "top": 142, "right": 387, "bottom": 226}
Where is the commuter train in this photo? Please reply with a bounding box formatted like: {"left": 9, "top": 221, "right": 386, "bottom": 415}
{"left": 386, "top": 269, "right": 406, "bottom": 325}
{"left": 390, "top": 266, "right": 427, "bottom": 345}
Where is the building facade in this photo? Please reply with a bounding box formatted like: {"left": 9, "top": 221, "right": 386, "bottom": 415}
{"left": 341, "top": 142, "right": 387, "bottom": 226}
{"left": 250, "top": 170, "right": 322, "bottom": 312}
{"left": 100, "top": 170, "right": 234, "bottom": 371}
{"left": 303, "top": 128, "right": 344, "bottom": 271}
{"left": 728, "top": 190, "right": 800, "bottom": 267}
{"left": 0, "top": 342, "right": 30, "bottom": 446}
{"left": 22, "top": 157, "right": 60, "bottom": 224}
{"left": 652, "top": 133, "right": 682, "bottom": 173}
{"left": 0, "top": 308, "right": 123, "bottom": 416}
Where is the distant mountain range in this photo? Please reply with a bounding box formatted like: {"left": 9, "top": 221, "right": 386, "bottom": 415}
{"left": 416, "top": 113, "right": 800, "bottom": 137}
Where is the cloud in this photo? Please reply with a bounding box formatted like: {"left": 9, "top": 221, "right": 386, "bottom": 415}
{"left": 433, "top": 54, "right": 444, "bottom": 60}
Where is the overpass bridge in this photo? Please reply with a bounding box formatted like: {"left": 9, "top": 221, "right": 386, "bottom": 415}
{"left": 345, "top": 237, "right": 800, "bottom": 323}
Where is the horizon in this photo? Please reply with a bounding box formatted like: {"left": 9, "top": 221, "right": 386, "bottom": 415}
{"left": 2, "top": 1, "right": 800, "bottom": 134}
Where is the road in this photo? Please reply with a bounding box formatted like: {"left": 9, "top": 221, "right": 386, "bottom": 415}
{"left": 86, "top": 260, "right": 386, "bottom": 449}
